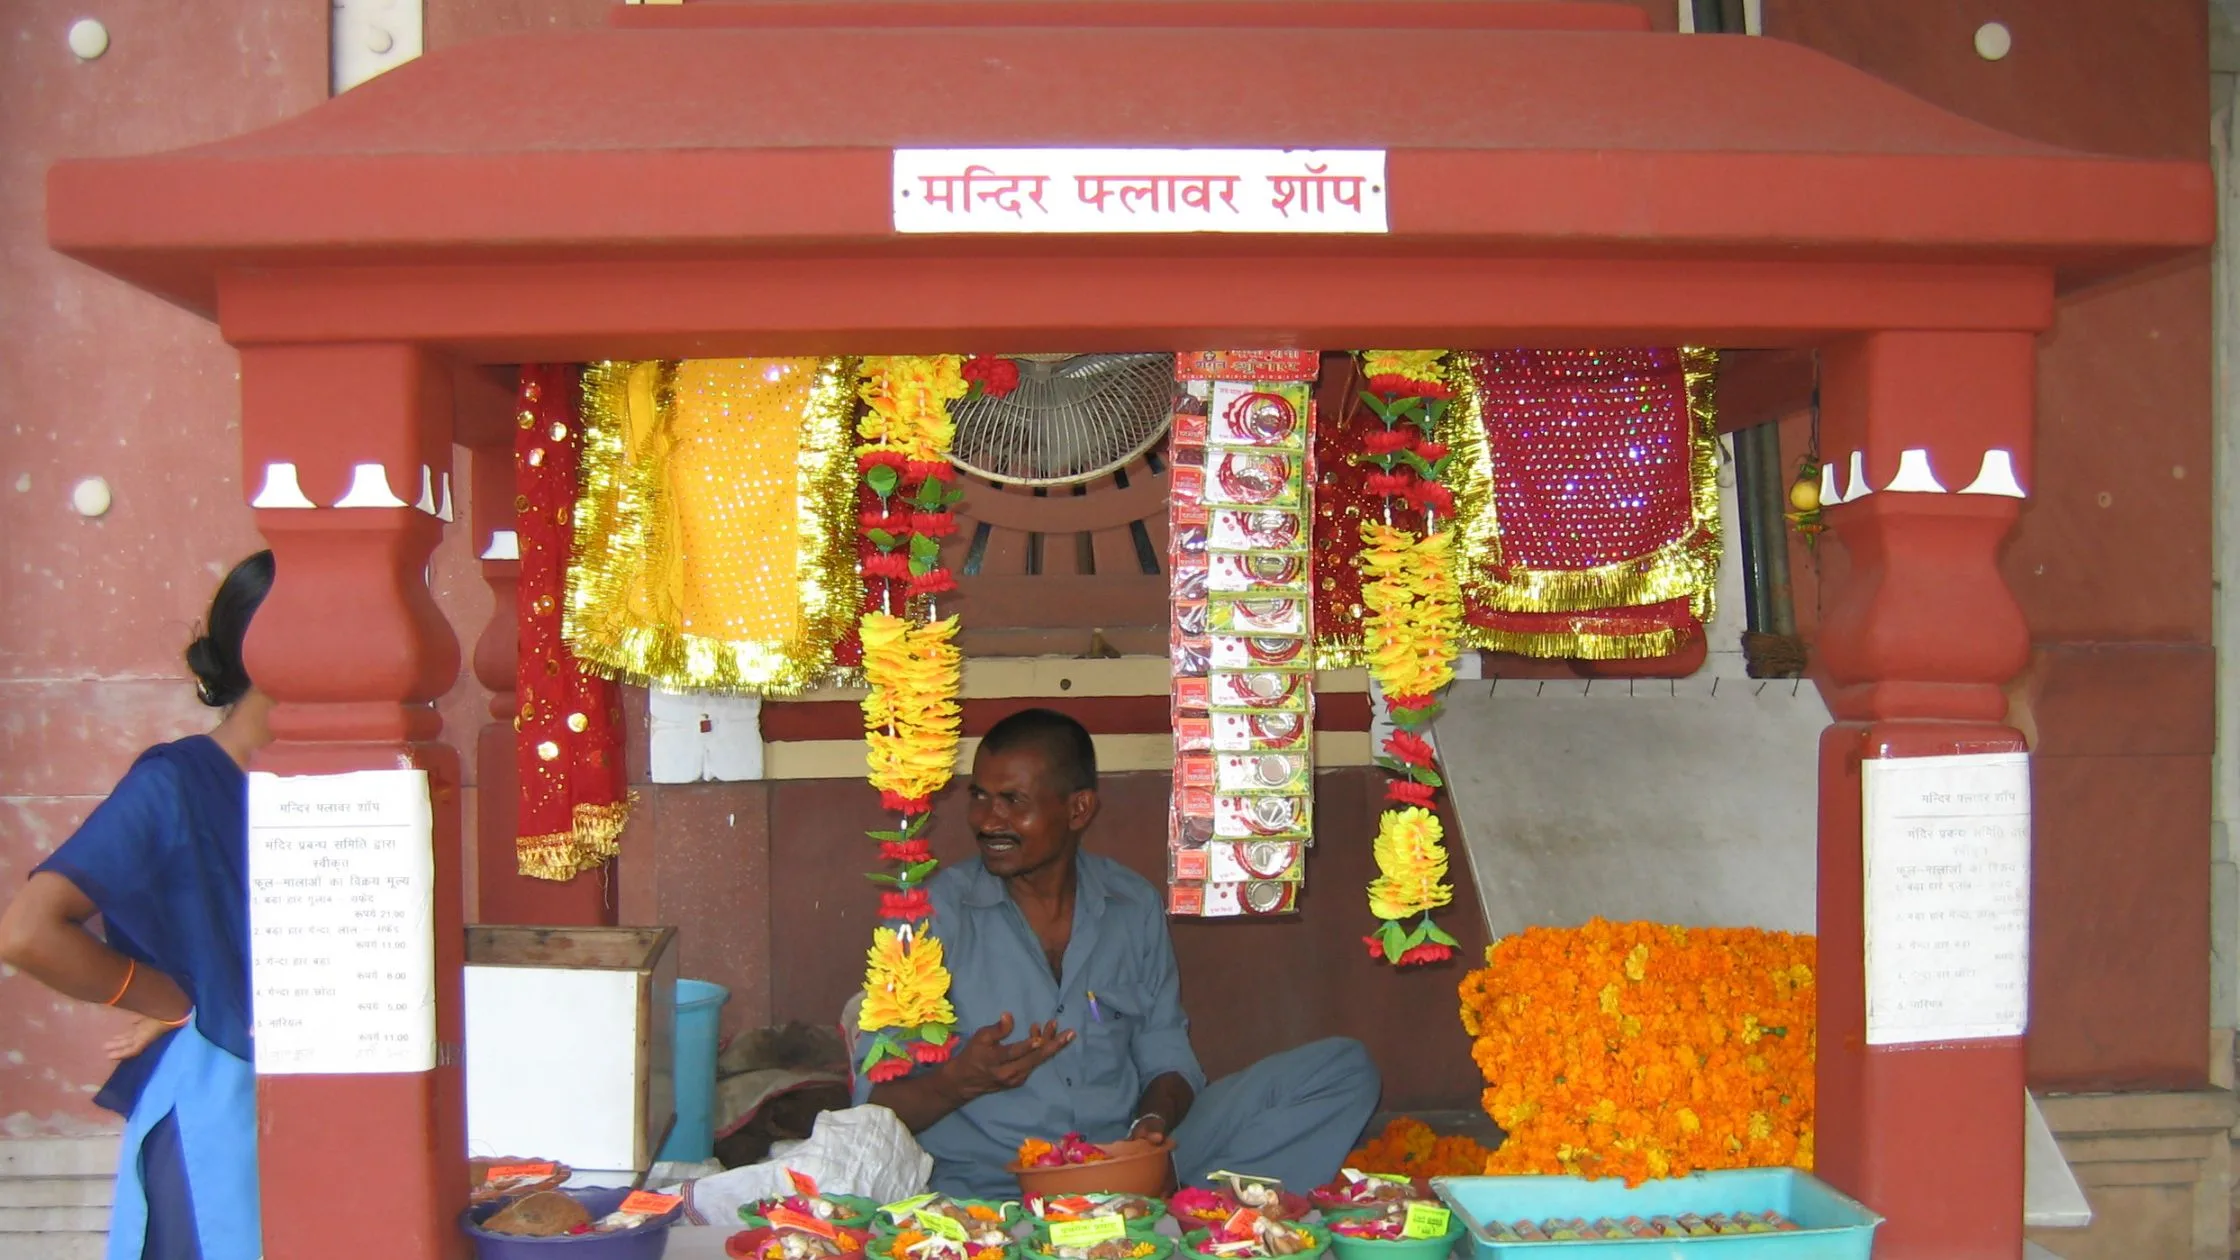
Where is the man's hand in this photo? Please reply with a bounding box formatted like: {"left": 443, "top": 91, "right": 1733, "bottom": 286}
{"left": 944, "top": 1013, "right": 1074, "bottom": 1102}
{"left": 1127, "top": 1114, "right": 1169, "bottom": 1143}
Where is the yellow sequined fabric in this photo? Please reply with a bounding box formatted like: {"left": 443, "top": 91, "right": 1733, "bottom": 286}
{"left": 568, "top": 358, "right": 860, "bottom": 693}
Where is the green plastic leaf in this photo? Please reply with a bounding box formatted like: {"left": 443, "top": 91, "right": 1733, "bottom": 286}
{"left": 1409, "top": 765, "right": 1446, "bottom": 789}
{"left": 864, "top": 872, "right": 902, "bottom": 886}
{"left": 1379, "top": 920, "right": 1409, "bottom": 965}
{"left": 866, "top": 528, "right": 899, "bottom": 552}
{"left": 1373, "top": 754, "right": 1408, "bottom": 776}
{"left": 1398, "top": 451, "right": 1433, "bottom": 477}
{"left": 866, "top": 828, "right": 906, "bottom": 843}
{"left": 903, "top": 859, "right": 941, "bottom": 883}
{"left": 865, "top": 464, "right": 902, "bottom": 498}
{"left": 909, "top": 533, "right": 942, "bottom": 563}
{"left": 1422, "top": 920, "right": 1460, "bottom": 947}
{"left": 901, "top": 812, "right": 932, "bottom": 839}
{"left": 918, "top": 1023, "right": 953, "bottom": 1045}
{"left": 1401, "top": 919, "right": 1432, "bottom": 949}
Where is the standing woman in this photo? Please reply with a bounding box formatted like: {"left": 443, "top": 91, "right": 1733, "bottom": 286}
{"left": 0, "top": 551, "right": 273, "bottom": 1260}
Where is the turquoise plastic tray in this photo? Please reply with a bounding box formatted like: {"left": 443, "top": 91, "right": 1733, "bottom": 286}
{"left": 1430, "top": 1169, "right": 1880, "bottom": 1258}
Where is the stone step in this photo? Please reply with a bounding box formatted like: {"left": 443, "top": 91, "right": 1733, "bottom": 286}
{"left": 0, "top": 1204, "right": 110, "bottom": 1232}
{"left": 0, "top": 1176, "right": 112, "bottom": 1209}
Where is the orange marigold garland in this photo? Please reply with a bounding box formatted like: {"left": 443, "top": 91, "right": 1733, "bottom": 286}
{"left": 1354, "top": 351, "right": 1463, "bottom": 967}
{"left": 1459, "top": 918, "right": 1817, "bottom": 1186}
{"left": 854, "top": 356, "right": 1015, "bottom": 1082}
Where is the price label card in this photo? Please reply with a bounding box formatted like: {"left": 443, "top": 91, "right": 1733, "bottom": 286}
{"left": 924, "top": 1212, "right": 972, "bottom": 1242}
{"left": 619, "top": 1190, "right": 683, "bottom": 1216}
{"left": 788, "top": 1169, "right": 822, "bottom": 1199}
{"left": 1049, "top": 1216, "right": 1130, "bottom": 1247}
{"left": 768, "top": 1208, "right": 839, "bottom": 1239}
{"left": 484, "top": 1162, "right": 556, "bottom": 1180}
{"left": 883, "top": 1194, "right": 938, "bottom": 1223}
{"left": 1402, "top": 1204, "right": 1452, "bottom": 1239}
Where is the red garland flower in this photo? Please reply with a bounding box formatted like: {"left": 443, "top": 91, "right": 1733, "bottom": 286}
{"left": 1365, "top": 375, "right": 1456, "bottom": 401}
{"left": 910, "top": 1038, "right": 953, "bottom": 1065}
{"left": 863, "top": 552, "right": 912, "bottom": 579}
{"left": 880, "top": 888, "right": 933, "bottom": 921}
{"left": 1414, "top": 441, "right": 1450, "bottom": 463}
{"left": 1385, "top": 780, "right": 1438, "bottom": 809}
{"left": 880, "top": 790, "right": 931, "bottom": 815}
{"left": 1406, "top": 481, "right": 1456, "bottom": 516}
{"left": 1360, "top": 936, "right": 1459, "bottom": 967}
{"left": 961, "top": 355, "right": 1021, "bottom": 399}
{"left": 906, "top": 460, "right": 956, "bottom": 484}
{"left": 1388, "top": 692, "right": 1441, "bottom": 714}
{"left": 866, "top": 1056, "right": 912, "bottom": 1083}
{"left": 858, "top": 450, "right": 909, "bottom": 473}
{"left": 1361, "top": 428, "right": 1414, "bottom": 456}
{"left": 861, "top": 510, "right": 914, "bottom": 535}
{"left": 1364, "top": 471, "right": 1416, "bottom": 499}
{"left": 907, "top": 569, "right": 958, "bottom": 597}
{"left": 878, "top": 839, "right": 934, "bottom": 864}
{"left": 910, "top": 511, "right": 957, "bottom": 539}
{"left": 1383, "top": 730, "right": 1438, "bottom": 767}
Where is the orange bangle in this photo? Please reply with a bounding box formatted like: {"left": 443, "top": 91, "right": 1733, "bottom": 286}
{"left": 102, "top": 958, "right": 135, "bottom": 1007}
{"left": 158, "top": 1010, "right": 192, "bottom": 1029}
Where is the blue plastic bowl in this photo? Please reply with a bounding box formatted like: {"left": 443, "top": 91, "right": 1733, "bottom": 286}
{"left": 461, "top": 1186, "right": 684, "bottom": 1260}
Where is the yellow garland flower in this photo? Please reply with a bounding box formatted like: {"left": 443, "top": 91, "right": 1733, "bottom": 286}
{"left": 859, "top": 355, "right": 967, "bottom": 459}
{"left": 1367, "top": 807, "right": 1453, "bottom": 921}
{"left": 860, "top": 612, "right": 963, "bottom": 801}
{"left": 1361, "top": 350, "right": 1449, "bottom": 390}
{"left": 1459, "top": 919, "right": 1817, "bottom": 1186}
{"left": 859, "top": 927, "right": 957, "bottom": 1031}
{"left": 1359, "top": 524, "right": 1462, "bottom": 702}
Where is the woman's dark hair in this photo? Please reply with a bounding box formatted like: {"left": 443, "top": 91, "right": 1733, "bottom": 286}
{"left": 186, "top": 550, "right": 275, "bottom": 708}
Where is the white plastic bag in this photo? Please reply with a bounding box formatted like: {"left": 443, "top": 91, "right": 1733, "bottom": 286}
{"left": 687, "top": 1105, "right": 931, "bottom": 1225}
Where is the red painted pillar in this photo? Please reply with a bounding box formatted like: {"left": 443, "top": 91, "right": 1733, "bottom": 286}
{"left": 458, "top": 373, "right": 613, "bottom": 927}
{"left": 240, "top": 343, "right": 469, "bottom": 1260}
{"left": 1813, "top": 331, "right": 2035, "bottom": 1259}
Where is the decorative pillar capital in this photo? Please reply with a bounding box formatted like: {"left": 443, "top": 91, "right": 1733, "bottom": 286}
{"left": 238, "top": 342, "right": 460, "bottom": 744}
{"left": 1814, "top": 331, "right": 2035, "bottom": 723}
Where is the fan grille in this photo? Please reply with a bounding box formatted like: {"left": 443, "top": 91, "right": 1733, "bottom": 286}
{"left": 949, "top": 354, "right": 1176, "bottom": 486}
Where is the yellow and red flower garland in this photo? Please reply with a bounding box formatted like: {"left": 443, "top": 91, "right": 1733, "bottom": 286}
{"left": 1354, "top": 351, "right": 1464, "bottom": 967}
{"left": 1459, "top": 919, "right": 1816, "bottom": 1186}
{"left": 854, "top": 355, "right": 969, "bottom": 1079}
{"left": 853, "top": 356, "right": 1015, "bottom": 1079}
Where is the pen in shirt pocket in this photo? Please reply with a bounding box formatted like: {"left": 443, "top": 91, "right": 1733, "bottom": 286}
{"left": 1087, "top": 990, "right": 1104, "bottom": 1023}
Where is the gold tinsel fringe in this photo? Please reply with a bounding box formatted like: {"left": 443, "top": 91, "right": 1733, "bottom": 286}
{"left": 517, "top": 795, "right": 636, "bottom": 881}
{"left": 565, "top": 359, "right": 862, "bottom": 695}
{"left": 1466, "top": 626, "right": 1687, "bottom": 661}
{"left": 1456, "top": 348, "right": 1723, "bottom": 622}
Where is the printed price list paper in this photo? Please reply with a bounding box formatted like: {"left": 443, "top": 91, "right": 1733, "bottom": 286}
{"left": 247, "top": 768, "right": 436, "bottom": 1073}
{"left": 1863, "top": 751, "right": 2030, "bottom": 1045}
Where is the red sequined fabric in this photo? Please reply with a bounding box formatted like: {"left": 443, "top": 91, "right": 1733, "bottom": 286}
{"left": 516, "top": 364, "right": 630, "bottom": 880}
{"left": 1470, "top": 349, "right": 1696, "bottom": 573}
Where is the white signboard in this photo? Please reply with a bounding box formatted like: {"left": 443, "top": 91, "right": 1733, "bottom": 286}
{"left": 892, "top": 149, "right": 1388, "bottom": 234}
{"left": 248, "top": 768, "right": 437, "bottom": 1074}
{"left": 1863, "top": 752, "right": 2031, "bottom": 1045}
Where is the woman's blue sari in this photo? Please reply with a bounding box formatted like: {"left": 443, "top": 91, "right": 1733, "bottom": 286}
{"left": 36, "top": 735, "right": 261, "bottom": 1260}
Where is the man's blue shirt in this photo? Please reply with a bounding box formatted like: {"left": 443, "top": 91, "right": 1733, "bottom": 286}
{"left": 852, "top": 854, "right": 1206, "bottom": 1198}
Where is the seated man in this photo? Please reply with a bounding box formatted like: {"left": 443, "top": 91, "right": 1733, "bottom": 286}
{"left": 853, "top": 708, "right": 1380, "bottom": 1199}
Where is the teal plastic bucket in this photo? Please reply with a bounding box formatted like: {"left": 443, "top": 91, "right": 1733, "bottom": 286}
{"left": 659, "top": 978, "right": 730, "bottom": 1163}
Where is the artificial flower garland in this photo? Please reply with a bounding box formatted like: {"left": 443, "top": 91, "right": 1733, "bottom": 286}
{"left": 1459, "top": 919, "right": 1817, "bottom": 1186}
{"left": 854, "top": 356, "right": 1014, "bottom": 1080}
{"left": 1353, "top": 352, "right": 1464, "bottom": 968}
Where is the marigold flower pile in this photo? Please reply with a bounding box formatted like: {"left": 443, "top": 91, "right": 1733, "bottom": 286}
{"left": 1353, "top": 351, "right": 1463, "bottom": 967}
{"left": 1343, "top": 1115, "right": 1495, "bottom": 1180}
{"left": 854, "top": 355, "right": 995, "bottom": 1080}
{"left": 1459, "top": 918, "right": 1817, "bottom": 1186}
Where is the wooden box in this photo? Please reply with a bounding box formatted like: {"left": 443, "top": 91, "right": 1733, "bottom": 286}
{"left": 464, "top": 925, "right": 678, "bottom": 1176}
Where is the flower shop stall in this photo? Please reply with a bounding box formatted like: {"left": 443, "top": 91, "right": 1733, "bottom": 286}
{"left": 41, "top": 2, "right": 2208, "bottom": 1258}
